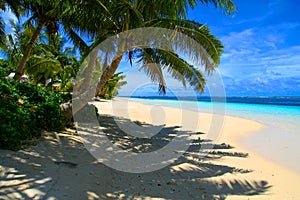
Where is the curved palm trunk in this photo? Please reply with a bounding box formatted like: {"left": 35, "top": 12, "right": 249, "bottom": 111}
{"left": 78, "top": 49, "right": 98, "bottom": 93}
{"left": 99, "top": 86, "right": 108, "bottom": 97}
{"left": 61, "top": 53, "right": 123, "bottom": 119}
{"left": 94, "top": 54, "right": 123, "bottom": 97}
{"left": 14, "top": 22, "right": 45, "bottom": 81}
{"left": 62, "top": 54, "right": 123, "bottom": 120}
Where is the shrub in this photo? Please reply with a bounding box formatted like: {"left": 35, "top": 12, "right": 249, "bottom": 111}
{"left": 0, "top": 77, "right": 72, "bottom": 150}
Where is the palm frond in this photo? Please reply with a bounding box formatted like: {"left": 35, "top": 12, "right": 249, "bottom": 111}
{"left": 146, "top": 18, "right": 224, "bottom": 73}
{"left": 4, "top": 0, "right": 23, "bottom": 18}
{"left": 63, "top": 24, "right": 89, "bottom": 53}
{"left": 0, "top": 17, "right": 5, "bottom": 45}
{"left": 197, "top": 0, "right": 236, "bottom": 15}
{"left": 137, "top": 48, "right": 206, "bottom": 93}
{"left": 135, "top": 48, "right": 167, "bottom": 93}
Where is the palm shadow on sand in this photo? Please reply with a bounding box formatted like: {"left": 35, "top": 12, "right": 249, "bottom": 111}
{"left": 0, "top": 114, "right": 271, "bottom": 199}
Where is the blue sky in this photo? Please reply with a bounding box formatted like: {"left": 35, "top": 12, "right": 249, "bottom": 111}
{"left": 2, "top": 1, "right": 299, "bottom": 97}
{"left": 119, "top": 0, "right": 300, "bottom": 97}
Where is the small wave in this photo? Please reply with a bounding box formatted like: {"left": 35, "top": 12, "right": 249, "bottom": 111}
{"left": 125, "top": 96, "right": 300, "bottom": 107}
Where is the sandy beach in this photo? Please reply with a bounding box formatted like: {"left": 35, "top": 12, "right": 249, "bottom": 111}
{"left": 1, "top": 98, "right": 300, "bottom": 199}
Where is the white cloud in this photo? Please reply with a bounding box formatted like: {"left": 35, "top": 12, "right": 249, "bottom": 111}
{"left": 117, "top": 18, "right": 300, "bottom": 97}
{"left": 212, "top": 22, "right": 300, "bottom": 96}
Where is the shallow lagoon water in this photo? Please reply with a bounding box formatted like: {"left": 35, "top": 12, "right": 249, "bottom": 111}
{"left": 128, "top": 97, "right": 300, "bottom": 173}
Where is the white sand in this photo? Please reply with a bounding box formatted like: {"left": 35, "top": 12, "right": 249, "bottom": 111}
{"left": 0, "top": 99, "right": 300, "bottom": 199}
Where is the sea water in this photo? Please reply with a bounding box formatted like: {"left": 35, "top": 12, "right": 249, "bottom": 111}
{"left": 127, "top": 96, "right": 300, "bottom": 173}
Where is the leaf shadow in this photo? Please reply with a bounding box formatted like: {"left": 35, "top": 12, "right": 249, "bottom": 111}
{"left": 0, "top": 114, "right": 271, "bottom": 200}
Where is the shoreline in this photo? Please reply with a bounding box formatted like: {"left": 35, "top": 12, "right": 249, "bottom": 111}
{"left": 124, "top": 97, "right": 300, "bottom": 174}
{"left": 102, "top": 98, "right": 300, "bottom": 199}
{"left": 1, "top": 98, "right": 300, "bottom": 199}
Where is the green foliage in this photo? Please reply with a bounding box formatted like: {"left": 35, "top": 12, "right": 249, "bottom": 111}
{"left": 26, "top": 33, "right": 80, "bottom": 87}
{"left": 0, "top": 75, "right": 71, "bottom": 150}
{"left": 0, "top": 20, "right": 32, "bottom": 71}
{"left": 98, "top": 72, "right": 127, "bottom": 99}
{"left": 0, "top": 0, "right": 236, "bottom": 150}
{"left": 0, "top": 59, "right": 11, "bottom": 77}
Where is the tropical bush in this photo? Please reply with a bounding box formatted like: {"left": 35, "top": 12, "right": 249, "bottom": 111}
{"left": 0, "top": 66, "right": 71, "bottom": 150}
{"left": 0, "top": 0, "right": 236, "bottom": 150}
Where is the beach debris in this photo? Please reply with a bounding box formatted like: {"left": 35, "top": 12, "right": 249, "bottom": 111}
{"left": 54, "top": 160, "right": 78, "bottom": 168}
{"left": 170, "top": 188, "right": 176, "bottom": 193}
{"left": 166, "top": 179, "right": 178, "bottom": 185}
{"left": 201, "top": 191, "right": 207, "bottom": 199}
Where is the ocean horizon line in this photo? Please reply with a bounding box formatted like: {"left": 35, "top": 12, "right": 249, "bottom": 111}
{"left": 118, "top": 95, "right": 300, "bottom": 107}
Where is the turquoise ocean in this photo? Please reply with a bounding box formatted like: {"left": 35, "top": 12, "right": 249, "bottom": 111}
{"left": 126, "top": 96, "right": 300, "bottom": 173}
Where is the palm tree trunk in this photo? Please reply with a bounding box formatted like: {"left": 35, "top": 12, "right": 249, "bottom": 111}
{"left": 14, "top": 22, "right": 45, "bottom": 81}
{"left": 60, "top": 53, "right": 123, "bottom": 119}
{"left": 60, "top": 49, "right": 124, "bottom": 120}
{"left": 99, "top": 86, "right": 108, "bottom": 97}
{"left": 77, "top": 49, "right": 98, "bottom": 93}
{"left": 94, "top": 54, "right": 123, "bottom": 97}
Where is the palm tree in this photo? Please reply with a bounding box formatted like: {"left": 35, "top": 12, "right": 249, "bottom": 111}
{"left": 0, "top": 0, "right": 22, "bottom": 44}
{"left": 63, "top": 0, "right": 236, "bottom": 115}
{"left": 0, "top": 19, "right": 78, "bottom": 86}
{"left": 92, "top": 0, "right": 235, "bottom": 93}
{"left": 13, "top": 0, "right": 73, "bottom": 81}
{"left": 26, "top": 32, "right": 79, "bottom": 87}
{"left": 61, "top": 0, "right": 113, "bottom": 93}
{"left": 0, "top": 20, "right": 30, "bottom": 72}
